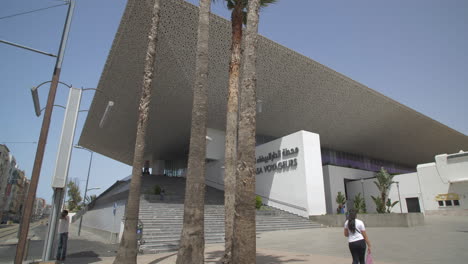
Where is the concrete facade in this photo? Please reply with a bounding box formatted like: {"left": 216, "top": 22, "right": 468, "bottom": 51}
{"left": 345, "top": 172, "right": 423, "bottom": 214}
{"left": 33, "top": 197, "right": 46, "bottom": 219}
{"left": 205, "top": 129, "right": 326, "bottom": 217}
{"left": 0, "top": 146, "right": 29, "bottom": 222}
{"left": 416, "top": 152, "right": 468, "bottom": 215}
{"left": 0, "top": 145, "right": 10, "bottom": 221}
{"left": 343, "top": 151, "right": 468, "bottom": 215}
{"left": 80, "top": 0, "right": 468, "bottom": 169}
{"left": 7, "top": 169, "right": 28, "bottom": 220}
{"left": 75, "top": 0, "right": 468, "bottom": 221}
{"left": 152, "top": 131, "right": 467, "bottom": 217}
{"left": 322, "top": 165, "right": 375, "bottom": 214}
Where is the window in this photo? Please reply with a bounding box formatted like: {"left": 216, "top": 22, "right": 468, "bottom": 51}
{"left": 438, "top": 201, "right": 444, "bottom": 206}
{"left": 454, "top": 200, "right": 460, "bottom": 206}
{"left": 445, "top": 200, "right": 452, "bottom": 206}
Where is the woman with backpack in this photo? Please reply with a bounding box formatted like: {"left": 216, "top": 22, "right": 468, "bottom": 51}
{"left": 344, "top": 209, "right": 372, "bottom": 264}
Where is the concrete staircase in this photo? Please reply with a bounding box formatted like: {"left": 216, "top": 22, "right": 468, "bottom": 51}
{"left": 138, "top": 175, "right": 321, "bottom": 253}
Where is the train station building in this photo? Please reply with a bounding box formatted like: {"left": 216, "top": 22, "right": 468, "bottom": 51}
{"left": 79, "top": 0, "right": 468, "bottom": 218}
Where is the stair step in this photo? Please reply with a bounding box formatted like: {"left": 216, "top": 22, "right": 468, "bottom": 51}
{"left": 135, "top": 174, "right": 322, "bottom": 252}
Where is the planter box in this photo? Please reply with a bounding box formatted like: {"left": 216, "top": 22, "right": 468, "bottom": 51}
{"left": 309, "top": 213, "right": 424, "bottom": 227}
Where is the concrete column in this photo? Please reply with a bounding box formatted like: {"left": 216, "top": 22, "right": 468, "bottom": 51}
{"left": 151, "top": 159, "right": 165, "bottom": 175}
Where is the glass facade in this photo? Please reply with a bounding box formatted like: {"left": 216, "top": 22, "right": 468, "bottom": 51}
{"left": 163, "top": 160, "right": 187, "bottom": 177}
{"left": 321, "top": 148, "right": 414, "bottom": 174}
{"left": 253, "top": 134, "right": 414, "bottom": 174}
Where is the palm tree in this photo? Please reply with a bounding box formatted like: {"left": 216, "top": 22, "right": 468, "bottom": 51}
{"left": 371, "top": 167, "right": 396, "bottom": 213}
{"left": 335, "top": 191, "right": 346, "bottom": 214}
{"left": 113, "top": 0, "right": 162, "bottom": 263}
{"left": 213, "top": 1, "right": 276, "bottom": 262}
{"left": 232, "top": 0, "right": 262, "bottom": 262}
{"left": 176, "top": 0, "right": 212, "bottom": 263}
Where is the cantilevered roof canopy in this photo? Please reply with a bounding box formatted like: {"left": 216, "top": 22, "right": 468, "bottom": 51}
{"left": 79, "top": 0, "right": 468, "bottom": 167}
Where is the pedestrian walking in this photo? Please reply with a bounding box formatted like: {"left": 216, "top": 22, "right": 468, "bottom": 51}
{"left": 160, "top": 187, "right": 165, "bottom": 201}
{"left": 143, "top": 160, "right": 150, "bottom": 174}
{"left": 344, "top": 209, "right": 371, "bottom": 264}
{"left": 56, "top": 210, "right": 69, "bottom": 261}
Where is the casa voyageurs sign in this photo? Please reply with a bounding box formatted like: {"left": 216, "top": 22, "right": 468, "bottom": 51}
{"left": 256, "top": 147, "right": 299, "bottom": 175}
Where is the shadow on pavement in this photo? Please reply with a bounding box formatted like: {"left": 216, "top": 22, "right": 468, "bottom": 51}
{"left": 67, "top": 251, "right": 105, "bottom": 264}
{"left": 203, "top": 250, "right": 306, "bottom": 263}
{"left": 67, "top": 250, "right": 100, "bottom": 259}
{"left": 148, "top": 252, "right": 177, "bottom": 264}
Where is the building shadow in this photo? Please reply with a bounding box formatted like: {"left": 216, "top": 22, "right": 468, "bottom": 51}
{"left": 204, "top": 250, "right": 306, "bottom": 263}
{"left": 148, "top": 252, "right": 177, "bottom": 264}
{"left": 67, "top": 251, "right": 102, "bottom": 263}
{"left": 145, "top": 249, "right": 307, "bottom": 263}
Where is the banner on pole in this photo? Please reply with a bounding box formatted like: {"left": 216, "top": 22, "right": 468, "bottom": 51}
{"left": 52, "top": 87, "right": 82, "bottom": 188}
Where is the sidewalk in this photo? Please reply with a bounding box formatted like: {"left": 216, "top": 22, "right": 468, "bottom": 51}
{"left": 14, "top": 215, "right": 468, "bottom": 264}
{"left": 63, "top": 245, "right": 394, "bottom": 264}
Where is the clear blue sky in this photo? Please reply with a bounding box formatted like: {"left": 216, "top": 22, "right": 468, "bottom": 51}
{"left": 1, "top": 0, "right": 467, "bottom": 204}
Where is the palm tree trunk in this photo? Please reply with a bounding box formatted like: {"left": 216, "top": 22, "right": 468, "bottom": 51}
{"left": 222, "top": 2, "right": 243, "bottom": 263}
{"left": 113, "top": 0, "right": 161, "bottom": 263}
{"left": 176, "top": 0, "right": 211, "bottom": 263}
{"left": 232, "top": 0, "right": 261, "bottom": 263}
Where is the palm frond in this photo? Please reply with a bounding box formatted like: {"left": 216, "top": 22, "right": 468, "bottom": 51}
{"left": 227, "top": 0, "right": 235, "bottom": 9}
{"left": 373, "top": 181, "right": 384, "bottom": 192}
{"left": 214, "top": 0, "right": 277, "bottom": 21}
{"left": 260, "top": 0, "right": 277, "bottom": 8}
{"left": 212, "top": 0, "right": 236, "bottom": 10}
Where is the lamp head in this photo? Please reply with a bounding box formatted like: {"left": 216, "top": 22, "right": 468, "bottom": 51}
{"left": 31, "top": 86, "right": 41, "bottom": 117}
{"left": 99, "top": 101, "right": 114, "bottom": 128}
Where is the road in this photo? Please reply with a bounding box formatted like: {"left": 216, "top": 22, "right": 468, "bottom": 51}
{"left": 0, "top": 221, "right": 118, "bottom": 264}
{"left": 0, "top": 220, "right": 44, "bottom": 242}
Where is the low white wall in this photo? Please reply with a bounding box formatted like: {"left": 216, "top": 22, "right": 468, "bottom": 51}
{"left": 310, "top": 213, "right": 424, "bottom": 227}
{"left": 81, "top": 199, "right": 126, "bottom": 235}
{"left": 205, "top": 129, "right": 327, "bottom": 217}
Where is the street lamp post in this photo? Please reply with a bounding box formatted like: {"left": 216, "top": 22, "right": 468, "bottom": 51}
{"left": 39, "top": 88, "right": 112, "bottom": 260}
{"left": 74, "top": 146, "right": 93, "bottom": 236}
{"left": 396, "top": 181, "right": 403, "bottom": 213}
{"left": 40, "top": 90, "right": 113, "bottom": 260}
{"left": 15, "top": 1, "right": 75, "bottom": 262}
